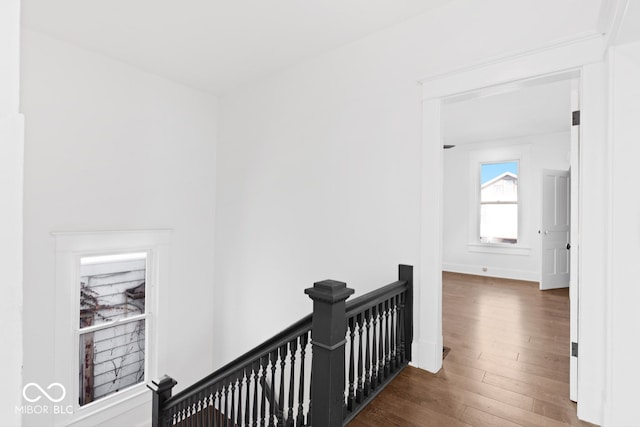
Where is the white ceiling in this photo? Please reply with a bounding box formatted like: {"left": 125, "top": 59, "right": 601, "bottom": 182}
{"left": 442, "top": 79, "right": 572, "bottom": 146}
{"left": 21, "top": 0, "right": 453, "bottom": 95}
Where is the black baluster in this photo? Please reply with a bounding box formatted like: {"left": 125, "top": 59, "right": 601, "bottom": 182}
{"left": 208, "top": 391, "right": 214, "bottom": 427}
{"left": 296, "top": 332, "right": 308, "bottom": 427}
{"left": 270, "top": 350, "right": 277, "bottom": 427}
{"left": 222, "top": 384, "right": 227, "bottom": 427}
{"left": 184, "top": 400, "right": 190, "bottom": 427}
{"left": 384, "top": 299, "right": 391, "bottom": 377}
{"left": 231, "top": 377, "right": 237, "bottom": 427}
{"left": 397, "top": 294, "right": 402, "bottom": 366}
{"left": 252, "top": 362, "right": 259, "bottom": 427}
{"left": 201, "top": 392, "right": 207, "bottom": 426}
{"left": 260, "top": 357, "right": 267, "bottom": 427}
{"left": 223, "top": 379, "right": 229, "bottom": 427}
{"left": 371, "top": 305, "right": 378, "bottom": 389}
{"left": 390, "top": 296, "right": 397, "bottom": 371}
{"left": 395, "top": 294, "right": 402, "bottom": 367}
{"left": 239, "top": 371, "right": 245, "bottom": 427}
{"left": 215, "top": 386, "right": 221, "bottom": 427}
{"left": 206, "top": 391, "right": 212, "bottom": 426}
{"left": 307, "top": 367, "right": 312, "bottom": 426}
{"left": 356, "top": 313, "right": 364, "bottom": 403}
{"left": 364, "top": 309, "right": 372, "bottom": 396}
{"left": 378, "top": 302, "right": 385, "bottom": 383}
{"left": 347, "top": 316, "right": 356, "bottom": 411}
{"left": 199, "top": 392, "right": 204, "bottom": 426}
{"left": 202, "top": 392, "right": 208, "bottom": 426}
{"left": 287, "top": 338, "right": 297, "bottom": 427}
{"left": 396, "top": 292, "right": 404, "bottom": 365}
{"left": 191, "top": 399, "right": 196, "bottom": 427}
{"left": 279, "top": 345, "right": 287, "bottom": 426}
{"left": 244, "top": 368, "right": 251, "bottom": 427}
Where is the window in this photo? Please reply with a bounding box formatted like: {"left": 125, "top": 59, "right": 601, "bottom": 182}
{"left": 53, "top": 230, "right": 170, "bottom": 426}
{"left": 480, "top": 161, "right": 518, "bottom": 244}
{"left": 78, "top": 252, "right": 147, "bottom": 406}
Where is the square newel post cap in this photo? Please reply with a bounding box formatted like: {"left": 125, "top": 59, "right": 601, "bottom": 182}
{"left": 305, "top": 280, "right": 354, "bottom": 303}
{"left": 147, "top": 375, "right": 177, "bottom": 393}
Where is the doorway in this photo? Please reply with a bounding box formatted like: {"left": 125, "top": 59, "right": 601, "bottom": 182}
{"left": 419, "top": 70, "right": 580, "bottom": 408}
{"left": 439, "top": 74, "right": 579, "bottom": 404}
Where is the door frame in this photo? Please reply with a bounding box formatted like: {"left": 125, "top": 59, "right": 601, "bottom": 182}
{"left": 414, "top": 33, "right": 605, "bottom": 422}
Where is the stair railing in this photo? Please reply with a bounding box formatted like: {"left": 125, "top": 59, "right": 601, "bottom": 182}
{"left": 149, "top": 264, "right": 413, "bottom": 427}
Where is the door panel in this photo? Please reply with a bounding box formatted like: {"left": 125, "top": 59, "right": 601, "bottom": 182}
{"left": 541, "top": 170, "right": 570, "bottom": 290}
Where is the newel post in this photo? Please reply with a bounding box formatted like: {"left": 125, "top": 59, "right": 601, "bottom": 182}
{"left": 305, "top": 280, "right": 355, "bottom": 427}
{"left": 399, "top": 264, "right": 414, "bottom": 362}
{"left": 148, "top": 375, "right": 177, "bottom": 427}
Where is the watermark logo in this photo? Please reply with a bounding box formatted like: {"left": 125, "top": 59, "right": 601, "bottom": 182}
{"left": 23, "top": 383, "right": 66, "bottom": 403}
{"left": 15, "top": 383, "right": 73, "bottom": 415}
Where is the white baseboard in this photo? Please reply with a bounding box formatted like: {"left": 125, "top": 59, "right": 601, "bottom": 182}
{"left": 443, "top": 262, "right": 539, "bottom": 282}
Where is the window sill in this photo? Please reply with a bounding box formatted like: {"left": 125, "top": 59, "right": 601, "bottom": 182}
{"left": 468, "top": 243, "right": 531, "bottom": 256}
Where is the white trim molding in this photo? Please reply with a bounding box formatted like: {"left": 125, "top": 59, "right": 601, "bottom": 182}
{"left": 52, "top": 229, "right": 171, "bottom": 427}
{"left": 466, "top": 243, "right": 531, "bottom": 256}
{"left": 443, "top": 263, "right": 539, "bottom": 283}
{"left": 419, "top": 33, "right": 606, "bottom": 100}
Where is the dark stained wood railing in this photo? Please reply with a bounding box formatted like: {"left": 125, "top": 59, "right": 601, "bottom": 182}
{"left": 149, "top": 265, "right": 413, "bottom": 427}
{"left": 342, "top": 264, "right": 413, "bottom": 424}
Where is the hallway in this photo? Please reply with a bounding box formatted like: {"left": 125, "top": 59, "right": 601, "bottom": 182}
{"left": 349, "top": 272, "right": 596, "bottom": 427}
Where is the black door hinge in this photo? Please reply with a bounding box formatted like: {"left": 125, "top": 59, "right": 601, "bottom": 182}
{"left": 572, "top": 342, "right": 578, "bottom": 357}
{"left": 572, "top": 111, "right": 581, "bottom": 126}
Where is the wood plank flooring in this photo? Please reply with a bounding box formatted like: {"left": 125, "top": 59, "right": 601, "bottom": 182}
{"left": 349, "top": 272, "right": 597, "bottom": 427}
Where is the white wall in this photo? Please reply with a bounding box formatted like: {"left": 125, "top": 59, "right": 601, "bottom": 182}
{"left": 0, "top": 0, "right": 24, "bottom": 425}
{"left": 443, "top": 133, "right": 570, "bottom": 281}
{"left": 20, "top": 30, "right": 217, "bottom": 426}
{"left": 605, "top": 40, "right": 640, "bottom": 427}
{"left": 215, "top": 0, "right": 601, "bottom": 368}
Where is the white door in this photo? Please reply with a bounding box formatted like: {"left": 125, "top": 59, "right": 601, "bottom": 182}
{"left": 540, "top": 169, "right": 570, "bottom": 290}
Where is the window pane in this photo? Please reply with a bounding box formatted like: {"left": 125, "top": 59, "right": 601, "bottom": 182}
{"left": 79, "top": 320, "right": 146, "bottom": 406}
{"left": 79, "top": 253, "right": 146, "bottom": 328}
{"left": 480, "top": 161, "right": 518, "bottom": 244}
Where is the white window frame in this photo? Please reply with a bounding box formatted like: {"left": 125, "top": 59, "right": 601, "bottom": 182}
{"left": 467, "top": 144, "right": 531, "bottom": 256}
{"left": 53, "top": 230, "right": 170, "bottom": 426}
{"left": 479, "top": 159, "right": 520, "bottom": 245}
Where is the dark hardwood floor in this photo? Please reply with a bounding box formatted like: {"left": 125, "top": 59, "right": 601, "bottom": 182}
{"left": 349, "top": 272, "right": 597, "bottom": 427}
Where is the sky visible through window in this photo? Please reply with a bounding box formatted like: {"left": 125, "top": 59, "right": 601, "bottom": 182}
{"left": 481, "top": 161, "right": 518, "bottom": 184}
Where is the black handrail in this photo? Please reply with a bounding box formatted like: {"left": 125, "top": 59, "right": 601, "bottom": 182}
{"left": 149, "top": 264, "right": 414, "bottom": 427}
{"left": 346, "top": 280, "right": 406, "bottom": 318}
{"left": 162, "top": 313, "right": 312, "bottom": 411}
